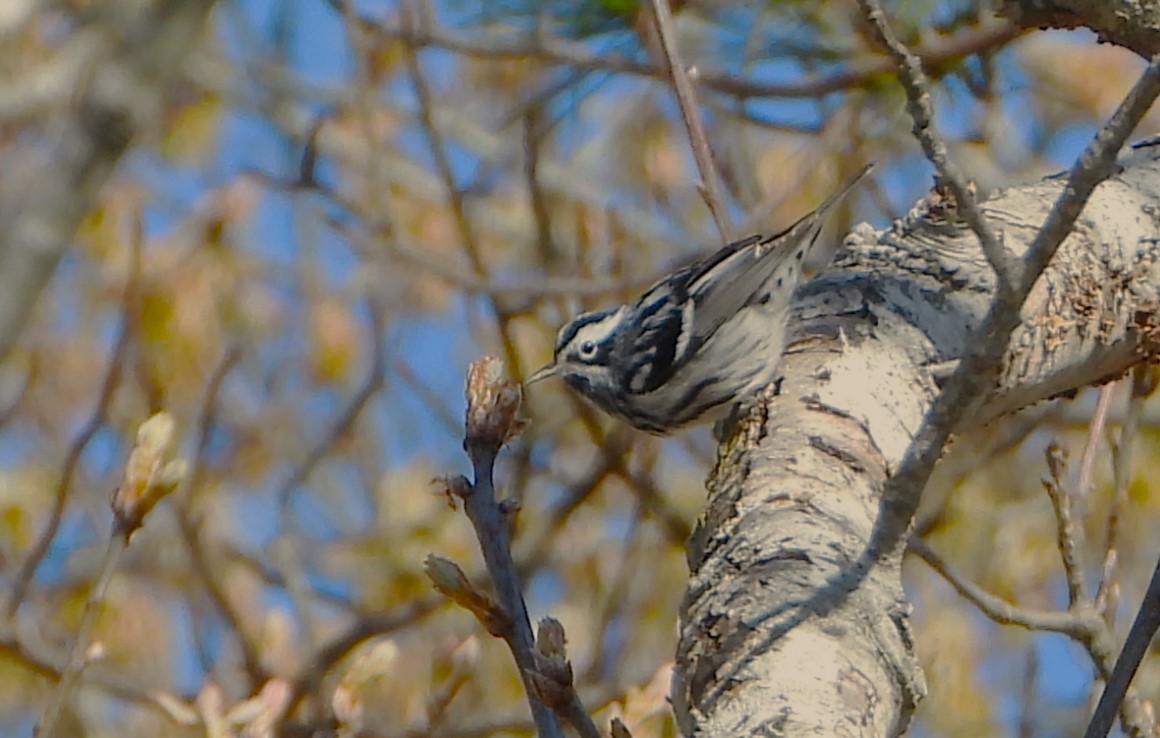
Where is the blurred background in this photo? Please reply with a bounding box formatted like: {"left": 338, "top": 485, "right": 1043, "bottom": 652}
{"left": 0, "top": 1, "right": 1157, "bottom": 736}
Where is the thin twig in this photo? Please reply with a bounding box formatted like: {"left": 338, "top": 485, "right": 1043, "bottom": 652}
{"left": 458, "top": 360, "right": 565, "bottom": 738}
{"left": 37, "top": 536, "right": 127, "bottom": 738}
{"left": 219, "top": 542, "right": 360, "bottom": 612}
{"left": 523, "top": 112, "right": 555, "bottom": 265}
{"left": 1084, "top": 367, "right": 1156, "bottom": 738}
{"left": 398, "top": 2, "right": 526, "bottom": 380}
{"left": 331, "top": 1, "right": 1022, "bottom": 103}
{"left": 647, "top": 0, "right": 732, "bottom": 242}
{"left": 520, "top": 438, "right": 626, "bottom": 563}
{"left": 0, "top": 354, "right": 34, "bottom": 432}
{"left": 573, "top": 411, "right": 690, "bottom": 544}
{"left": 426, "top": 670, "right": 471, "bottom": 733}
{"left": 275, "top": 300, "right": 386, "bottom": 513}
{"left": 283, "top": 597, "right": 444, "bottom": 715}
{"left": 172, "top": 348, "right": 268, "bottom": 687}
{"left": 582, "top": 507, "right": 643, "bottom": 683}
{"left": 1043, "top": 443, "right": 1088, "bottom": 606}
{"left": 558, "top": 695, "right": 604, "bottom": 738}
{"left": 0, "top": 636, "right": 179, "bottom": 718}
{"left": 1018, "top": 646, "right": 1038, "bottom": 738}
{"left": 856, "top": 0, "right": 1010, "bottom": 286}
{"left": 874, "top": 45, "right": 1160, "bottom": 612}
{"left": 210, "top": 61, "right": 682, "bottom": 256}
{"left": 1084, "top": 553, "right": 1160, "bottom": 738}
{"left": 1096, "top": 369, "right": 1150, "bottom": 618}
{"left": 43, "top": 408, "right": 191, "bottom": 735}
{"left": 317, "top": 203, "right": 652, "bottom": 299}
{"left": 914, "top": 518, "right": 1151, "bottom": 734}
{"left": 4, "top": 320, "right": 129, "bottom": 617}
{"left": 5, "top": 227, "right": 139, "bottom": 619}
{"left": 1075, "top": 382, "right": 1115, "bottom": 508}
{"left": 393, "top": 357, "right": 462, "bottom": 437}
{"left": 910, "top": 538, "right": 1095, "bottom": 635}
{"left": 42, "top": 411, "right": 191, "bottom": 737}
{"left": 272, "top": 298, "right": 386, "bottom": 665}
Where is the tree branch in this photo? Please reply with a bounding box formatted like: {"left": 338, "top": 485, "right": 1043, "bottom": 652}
{"left": 646, "top": 0, "right": 732, "bottom": 242}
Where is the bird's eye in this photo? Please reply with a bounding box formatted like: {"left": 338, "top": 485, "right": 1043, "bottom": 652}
{"left": 579, "top": 341, "right": 597, "bottom": 359}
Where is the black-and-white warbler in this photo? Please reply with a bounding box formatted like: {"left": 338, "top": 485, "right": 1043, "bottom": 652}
{"left": 528, "top": 164, "right": 873, "bottom": 433}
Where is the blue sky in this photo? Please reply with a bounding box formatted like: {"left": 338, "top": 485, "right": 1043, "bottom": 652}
{"left": 19, "top": 0, "right": 1134, "bottom": 733}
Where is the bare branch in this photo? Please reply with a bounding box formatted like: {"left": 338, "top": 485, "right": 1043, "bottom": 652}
{"left": 1042, "top": 443, "right": 1089, "bottom": 607}
{"left": 336, "top": 5, "right": 1021, "bottom": 102}
{"left": 1084, "top": 368, "right": 1159, "bottom": 738}
{"left": 856, "top": 0, "right": 1011, "bottom": 285}
{"left": 875, "top": 44, "right": 1160, "bottom": 600}
{"left": 40, "top": 412, "right": 188, "bottom": 738}
{"left": 1075, "top": 382, "right": 1115, "bottom": 510}
{"left": 455, "top": 357, "right": 565, "bottom": 738}
{"left": 1084, "top": 553, "right": 1160, "bottom": 738}
{"left": 398, "top": 4, "right": 527, "bottom": 380}
{"left": 283, "top": 598, "right": 444, "bottom": 717}
{"left": 1018, "top": 648, "right": 1038, "bottom": 738}
{"left": 1096, "top": 369, "right": 1153, "bottom": 617}
{"left": 646, "top": 0, "right": 732, "bottom": 242}
{"left": 910, "top": 538, "right": 1094, "bottom": 635}
{"left": 271, "top": 298, "right": 386, "bottom": 656}
{"left": 37, "top": 537, "right": 128, "bottom": 738}
{"left": 274, "top": 301, "right": 386, "bottom": 514}
{"left": 4, "top": 238, "right": 138, "bottom": 619}
{"left": 0, "top": 635, "right": 183, "bottom": 720}
{"left": 172, "top": 348, "right": 269, "bottom": 688}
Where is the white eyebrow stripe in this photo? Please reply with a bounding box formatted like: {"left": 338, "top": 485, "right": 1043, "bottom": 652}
{"left": 570, "top": 306, "right": 625, "bottom": 348}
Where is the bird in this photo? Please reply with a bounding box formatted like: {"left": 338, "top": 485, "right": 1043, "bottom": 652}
{"left": 527, "top": 163, "right": 873, "bottom": 434}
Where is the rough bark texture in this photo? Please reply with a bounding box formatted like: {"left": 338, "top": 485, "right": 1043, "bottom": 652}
{"left": 673, "top": 148, "right": 1160, "bottom": 737}
{"left": 999, "top": 0, "right": 1160, "bottom": 57}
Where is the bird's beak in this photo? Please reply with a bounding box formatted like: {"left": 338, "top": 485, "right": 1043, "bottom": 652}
{"left": 526, "top": 361, "right": 558, "bottom": 385}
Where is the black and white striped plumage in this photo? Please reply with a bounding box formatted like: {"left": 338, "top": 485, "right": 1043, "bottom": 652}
{"left": 528, "top": 165, "right": 872, "bottom": 433}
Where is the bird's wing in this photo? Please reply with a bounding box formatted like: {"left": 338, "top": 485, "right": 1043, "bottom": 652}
{"left": 613, "top": 234, "right": 770, "bottom": 394}
{"left": 687, "top": 162, "right": 874, "bottom": 344}
{"left": 613, "top": 274, "right": 696, "bottom": 395}
{"left": 616, "top": 163, "right": 874, "bottom": 395}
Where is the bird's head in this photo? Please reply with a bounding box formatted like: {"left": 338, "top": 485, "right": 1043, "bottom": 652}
{"left": 527, "top": 306, "right": 625, "bottom": 400}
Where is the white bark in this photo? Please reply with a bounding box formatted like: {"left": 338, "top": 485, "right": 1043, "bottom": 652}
{"left": 673, "top": 147, "right": 1160, "bottom": 736}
